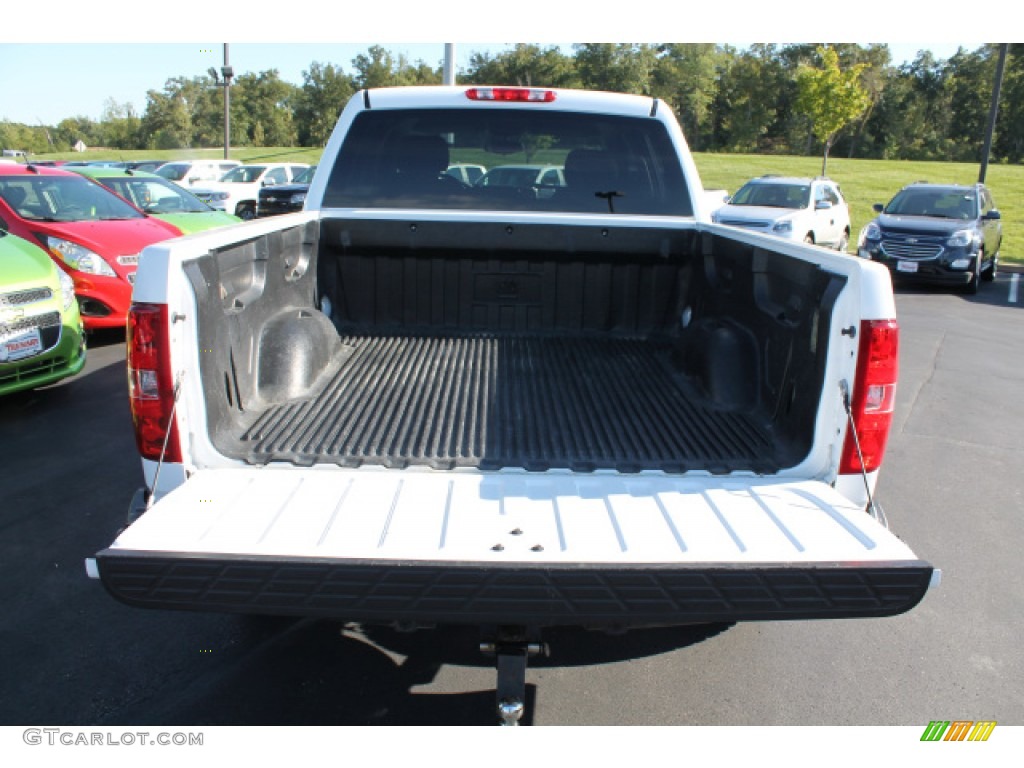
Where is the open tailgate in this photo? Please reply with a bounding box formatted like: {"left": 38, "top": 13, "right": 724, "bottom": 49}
{"left": 91, "top": 468, "right": 935, "bottom": 627}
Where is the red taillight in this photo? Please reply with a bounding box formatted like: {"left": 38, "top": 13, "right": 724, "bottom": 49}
{"left": 127, "top": 302, "right": 181, "bottom": 463}
{"left": 465, "top": 87, "right": 556, "bottom": 102}
{"left": 839, "top": 319, "right": 899, "bottom": 475}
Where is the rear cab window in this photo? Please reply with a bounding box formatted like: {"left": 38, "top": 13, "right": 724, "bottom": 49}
{"left": 323, "top": 107, "right": 691, "bottom": 215}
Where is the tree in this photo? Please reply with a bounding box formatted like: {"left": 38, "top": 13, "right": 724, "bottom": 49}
{"left": 140, "top": 79, "right": 196, "bottom": 149}
{"left": 794, "top": 46, "right": 871, "bottom": 174}
{"left": 294, "top": 61, "right": 355, "bottom": 147}
{"left": 99, "top": 98, "right": 142, "bottom": 149}
{"left": 0, "top": 121, "right": 53, "bottom": 154}
{"left": 351, "top": 45, "right": 442, "bottom": 89}
{"left": 712, "top": 45, "right": 786, "bottom": 152}
{"left": 995, "top": 44, "right": 1024, "bottom": 162}
{"left": 464, "top": 44, "right": 579, "bottom": 88}
{"left": 54, "top": 116, "right": 101, "bottom": 150}
{"left": 651, "top": 44, "right": 722, "bottom": 150}
{"left": 573, "top": 44, "right": 658, "bottom": 95}
{"left": 232, "top": 70, "right": 299, "bottom": 147}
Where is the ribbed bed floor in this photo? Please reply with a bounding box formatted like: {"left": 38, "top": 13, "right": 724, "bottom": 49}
{"left": 239, "top": 335, "right": 776, "bottom": 473}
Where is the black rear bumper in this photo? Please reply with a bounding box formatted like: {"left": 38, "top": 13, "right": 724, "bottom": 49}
{"left": 95, "top": 550, "right": 934, "bottom": 628}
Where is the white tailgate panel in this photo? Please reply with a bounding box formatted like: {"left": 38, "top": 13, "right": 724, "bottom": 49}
{"left": 110, "top": 468, "right": 918, "bottom": 565}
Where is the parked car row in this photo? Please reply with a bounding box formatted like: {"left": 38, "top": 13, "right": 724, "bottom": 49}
{"left": 193, "top": 162, "right": 309, "bottom": 220}
{"left": 711, "top": 174, "right": 1004, "bottom": 294}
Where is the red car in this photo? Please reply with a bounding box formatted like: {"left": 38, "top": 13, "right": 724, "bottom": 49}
{"left": 0, "top": 165, "right": 183, "bottom": 329}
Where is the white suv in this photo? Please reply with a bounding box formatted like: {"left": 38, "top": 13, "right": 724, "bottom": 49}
{"left": 155, "top": 160, "right": 242, "bottom": 188}
{"left": 195, "top": 163, "right": 310, "bottom": 220}
{"left": 712, "top": 176, "right": 851, "bottom": 251}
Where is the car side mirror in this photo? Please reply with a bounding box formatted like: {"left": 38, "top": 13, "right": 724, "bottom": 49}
{"left": 815, "top": 201, "right": 832, "bottom": 210}
{"left": 983, "top": 209, "right": 1001, "bottom": 220}
{"left": 873, "top": 203, "right": 884, "bottom": 213}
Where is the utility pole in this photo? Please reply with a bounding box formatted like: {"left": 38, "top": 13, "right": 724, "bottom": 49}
{"left": 978, "top": 43, "right": 1008, "bottom": 184}
{"left": 222, "top": 44, "right": 234, "bottom": 160}
{"left": 443, "top": 44, "right": 456, "bottom": 85}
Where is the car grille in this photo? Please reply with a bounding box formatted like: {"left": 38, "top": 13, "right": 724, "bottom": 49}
{"left": 258, "top": 196, "right": 300, "bottom": 216}
{"left": 0, "top": 310, "right": 61, "bottom": 337}
{"left": 880, "top": 235, "right": 944, "bottom": 260}
{"left": 0, "top": 354, "right": 68, "bottom": 386}
{"left": 718, "top": 218, "right": 772, "bottom": 229}
{"left": 0, "top": 311, "right": 63, "bottom": 362}
{"left": 0, "top": 287, "right": 52, "bottom": 308}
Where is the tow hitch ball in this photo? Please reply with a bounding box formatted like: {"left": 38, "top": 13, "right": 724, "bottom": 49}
{"left": 479, "top": 627, "right": 546, "bottom": 726}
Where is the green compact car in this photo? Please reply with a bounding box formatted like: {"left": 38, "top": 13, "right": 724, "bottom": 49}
{"left": 70, "top": 168, "right": 242, "bottom": 235}
{"left": 1, "top": 231, "right": 87, "bottom": 396}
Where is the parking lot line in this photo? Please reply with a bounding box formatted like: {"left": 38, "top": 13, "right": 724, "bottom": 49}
{"left": 1010, "top": 273, "right": 1019, "bottom": 304}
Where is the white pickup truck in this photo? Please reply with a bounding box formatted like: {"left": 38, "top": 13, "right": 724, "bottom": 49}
{"left": 89, "top": 86, "right": 935, "bottom": 723}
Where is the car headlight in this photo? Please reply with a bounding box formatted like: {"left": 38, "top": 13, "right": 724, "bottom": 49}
{"left": 947, "top": 229, "right": 977, "bottom": 248}
{"left": 210, "top": 191, "right": 230, "bottom": 201}
{"left": 46, "top": 236, "right": 117, "bottom": 277}
{"left": 56, "top": 266, "right": 76, "bottom": 311}
{"left": 861, "top": 222, "right": 881, "bottom": 241}
{"left": 290, "top": 193, "right": 306, "bottom": 205}
{"left": 772, "top": 220, "right": 793, "bottom": 234}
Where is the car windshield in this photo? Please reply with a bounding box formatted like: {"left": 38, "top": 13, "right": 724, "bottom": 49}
{"left": 884, "top": 189, "right": 977, "bottom": 219}
{"left": 292, "top": 166, "right": 317, "bottom": 184}
{"left": 477, "top": 166, "right": 551, "bottom": 188}
{"left": 729, "top": 182, "right": 810, "bottom": 209}
{"left": 155, "top": 164, "right": 189, "bottom": 182}
{"left": 101, "top": 177, "right": 212, "bottom": 214}
{"left": 221, "top": 166, "right": 267, "bottom": 183}
{"left": 0, "top": 175, "right": 145, "bottom": 222}
{"left": 323, "top": 108, "right": 690, "bottom": 215}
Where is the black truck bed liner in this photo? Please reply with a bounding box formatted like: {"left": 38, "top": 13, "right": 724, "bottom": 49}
{"left": 238, "top": 333, "right": 777, "bottom": 473}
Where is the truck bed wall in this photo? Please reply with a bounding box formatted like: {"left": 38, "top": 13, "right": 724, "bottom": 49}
{"left": 186, "top": 219, "right": 844, "bottom": 473}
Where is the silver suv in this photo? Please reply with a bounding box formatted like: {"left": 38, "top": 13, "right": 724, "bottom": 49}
{"left": 712, "top": 175, "right": 852, "bottom": 251}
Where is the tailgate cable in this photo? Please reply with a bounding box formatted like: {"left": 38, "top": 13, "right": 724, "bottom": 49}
{"left": 839, "top": 380, "right": 886, "bottom": 527}
{"left": 146, "top": 372, "right": 184, "bottom": 512}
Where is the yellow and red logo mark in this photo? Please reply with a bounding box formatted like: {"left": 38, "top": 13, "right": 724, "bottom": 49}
{"left": 921, "top": 721, "right": 996, "bottom": 742}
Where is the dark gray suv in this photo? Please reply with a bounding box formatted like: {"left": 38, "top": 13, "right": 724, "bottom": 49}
{"left": 857, "top": 182, "right": 1002, "bottom": 294}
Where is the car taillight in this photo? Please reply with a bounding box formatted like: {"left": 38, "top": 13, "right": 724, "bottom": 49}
{"left": 839, "top": 319, "right": 899, "bottom": 475}
{"left": 465, "top": 87, "right": 556, "bottom": 102}
{"left": 127, "top": 302, "right": 181, "bottom": 463}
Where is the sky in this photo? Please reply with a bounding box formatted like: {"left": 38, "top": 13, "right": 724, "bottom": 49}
{"left": 0, "top": 1, "right": 994, "bottom": 127}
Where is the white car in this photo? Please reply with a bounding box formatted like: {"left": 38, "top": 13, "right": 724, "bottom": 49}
{"left": 444, "top": 163, "right": 486, "bottom": 185}
{"left": 194, "top": 163, "right": 310, "bottom": 220}
{"left": 475, "top": 164, "right": 566, "bottom": 199}
{"left": 155, "top": 159, "right": 242, "bottom": 189}
{"left": 712, "top": 175, "right": 852, "bottom": 251}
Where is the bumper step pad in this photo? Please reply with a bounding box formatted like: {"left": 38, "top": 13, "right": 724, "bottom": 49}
{"left": 96, "top": 551, "right": 933, "bottom": 627}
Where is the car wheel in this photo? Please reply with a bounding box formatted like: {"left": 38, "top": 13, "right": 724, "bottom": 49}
{"left": 836, "top": 230, "right": 850, "bottom": 253}
{"left": 963, "top": 251, "right": 982, "bottom": 294}
{"left": 982, "top": 249, "right": 998, "bottom": 282}
{"left": 237, "top": 203, "right": 256, "bottom": 221}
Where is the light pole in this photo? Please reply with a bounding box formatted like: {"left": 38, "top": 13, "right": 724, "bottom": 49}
{"left": 443, "top": 43, "right": 456, "bottom": 85}
{"left": 207, "top": 44, "right": 233, "bottom": 159}
{"left": 978, "top": 43, "right": 1008, "bottom": 185}
{"left": 221, "top": 44, "right": 233, "bottom": 160}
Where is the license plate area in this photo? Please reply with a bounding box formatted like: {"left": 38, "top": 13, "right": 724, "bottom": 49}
{"left": 0, "top": 327, "right": 43, "bottom": 362}
{"left": 897, "top": 260, "right": 919, "bottom": 273}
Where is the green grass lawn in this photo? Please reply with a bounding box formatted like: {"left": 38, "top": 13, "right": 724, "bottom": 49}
{"left": 29, "top": 147, "right": 1020, "bottom": 265}
{"left": 694, "top": 152, "right": 1022, "bottom": 266}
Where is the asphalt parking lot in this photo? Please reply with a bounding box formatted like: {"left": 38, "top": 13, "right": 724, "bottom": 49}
{"left": 0, "top": 266, "right": 1022, "bottom": 727}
